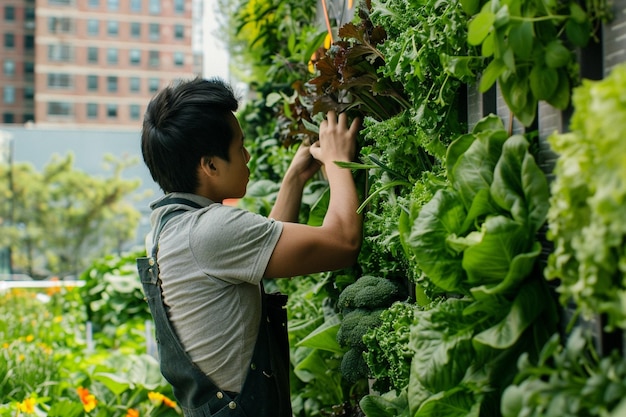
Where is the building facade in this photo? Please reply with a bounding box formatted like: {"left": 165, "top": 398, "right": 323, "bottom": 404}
{"left": 1, "top": 0, "right": 201, "bottom": 128}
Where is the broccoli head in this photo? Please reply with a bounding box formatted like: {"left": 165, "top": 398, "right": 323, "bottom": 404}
{"left": 337, "top": 308, "right": 384, "bottom": 350}
{"left": 338, "top": 275, "right": 405, "bottom": 310}
{"left": 340, "top": 347, "right": 370, "bottom": 384}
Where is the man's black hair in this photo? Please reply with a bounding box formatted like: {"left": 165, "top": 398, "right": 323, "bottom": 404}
{"left": 141, "top": 77, "right": 239, "bottom": 193}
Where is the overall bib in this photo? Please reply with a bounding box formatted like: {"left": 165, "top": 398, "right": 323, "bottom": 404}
{"left": 137, "top": 197, "right": 292, "bottom": 417}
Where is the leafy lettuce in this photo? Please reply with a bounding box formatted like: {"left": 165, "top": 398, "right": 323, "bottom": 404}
{"left": 545, "top": 63, "right": 626, "bottom": 330}
{"left": 399, "top": 115, "right": 556, "bottom": 415}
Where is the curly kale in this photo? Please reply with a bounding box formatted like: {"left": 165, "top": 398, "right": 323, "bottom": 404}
{"left": 363, "top": 301, "right": 418, "bottom": 394}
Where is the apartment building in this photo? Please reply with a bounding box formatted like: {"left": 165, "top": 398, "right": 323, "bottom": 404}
{"left": 1, "top": 0, "right": 201, "bottom": 128}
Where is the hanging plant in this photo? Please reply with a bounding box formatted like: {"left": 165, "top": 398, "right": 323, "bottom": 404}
{"left": 465, "top": 0, "right": 612, "bottom": 126}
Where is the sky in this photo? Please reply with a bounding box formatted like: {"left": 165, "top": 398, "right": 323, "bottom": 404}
{"left": 202, "top": 0, "right": 231, "bottom": 81}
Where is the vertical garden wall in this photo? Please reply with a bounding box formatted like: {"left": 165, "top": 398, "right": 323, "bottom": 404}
{"left": 226, "top": 0, "right": 626, "bottom": 415}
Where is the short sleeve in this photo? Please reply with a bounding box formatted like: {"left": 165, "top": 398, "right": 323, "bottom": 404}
{"left": 188, "top": 205, "right": 283, "bottom": 284}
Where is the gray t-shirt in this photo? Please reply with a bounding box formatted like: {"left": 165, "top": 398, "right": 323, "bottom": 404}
{"left": 147, "top": 193, "right": 283, "bottom": 393}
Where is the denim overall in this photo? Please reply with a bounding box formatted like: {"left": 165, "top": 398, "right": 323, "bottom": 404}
{"left": 137, "top": 197, "right": 292, "bottom": 417}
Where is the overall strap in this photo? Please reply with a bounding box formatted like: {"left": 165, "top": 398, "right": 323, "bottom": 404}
{"left": 153, "top": 196, "right": 204, "bottom": 210}
{"left": 150, "top": 197, "right": 204, "bottom": 257}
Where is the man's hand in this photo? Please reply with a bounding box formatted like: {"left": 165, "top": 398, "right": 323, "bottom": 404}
{"left": 285, "top": 141, "right": 322, "bottom": 188}
{"left": 310, "top": 111, "right": 361, "bottom": 165}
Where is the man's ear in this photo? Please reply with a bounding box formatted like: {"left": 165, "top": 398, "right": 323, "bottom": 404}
{"left": 200, "top": 156, "right": 218, "bottom": 177}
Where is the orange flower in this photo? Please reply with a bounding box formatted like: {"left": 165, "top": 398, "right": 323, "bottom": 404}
{"left": 148, "top": 392, "right": 177, "bottom": 409}
{"left": 125, "top": 408, "right": 139, "bottom": 417}
{"left": 17, "top": 397, "right": 36, "bottom": 413}
{"left": 162, "top": 396, "right": 177, "bottom": 408}
{"left": 77, "top": 386, "right": 97, "bottom": 412}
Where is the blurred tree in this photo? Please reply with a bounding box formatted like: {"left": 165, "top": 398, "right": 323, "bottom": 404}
{"left": 0, "top": 153, "right": 143, "bottom": 278}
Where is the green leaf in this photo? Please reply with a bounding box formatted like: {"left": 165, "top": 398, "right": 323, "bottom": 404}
{"left": 482, "top": 31, "right": 495, "bottom": 57}
{"left": 530, "top": 65, "right": 559, "bottom": 100}
{"left": 545, "top": 69, "right": 571, "bottom": 109}
{"left": 414, "top": 388, "right": 481, "bottom": 417}
{"left": 360, "top": 390, "right": 409, "bottom": 417}
{"left": 462, "top": 215, "right": 530, "bottom": 284}
{"left": 493, "top": 5, "right": 510, "bottom": 28}
{"left": 460, "top": 0, "right": 481, "bottom": 15}
{"left": 446, "top": 133, "right": 476, "bottom": 177}
{"left": 472, "top": 114, "right": 505, "bottom": 133}
{"left": 473, "top": 279, "right": 547, "bottom": 349}
{"left": 449, "top": 130, "right": 508, "bottom": 210}
{"left": 296, "top": 317, "right": 344, "bottom": 353}
{"left": 500, "top": 76, "right": 537, "bottom": 126}
{"left": 490, "top": 135, "right": 549, "bottom": 230}
{"left": 441, "top": 54, "right": 476, "bottom": 79}
{"left": 307, "top": 185, "right": 329, "bottom": 226}
{"left": 544, "top": 40, "right": 571, "bottom": 68}
{"left": 406, "top": 189, "right": 466, "bottom": 292}
{"left": 468, "top": 11, "right": 495, "bottom": 45}
{"left": 479, "top": 59, "right": 506, "bottom": 92}
{"left": 94, "top": 372, "right": 132, "bottom": 395}
{"left": 127, "top": 354, "right": 166, "bottom": 390}
{"left": 461, "top": 188, "right": 501, "bottom": 232}
{"left": 569, "top": 3, "right": 588, "bottom": 23}
{"left": 565, "top": 19, "right": 591, "bottom": 47}
{"left": 470, "top": 241, "right": 542, "bottom": 297}
{"left": 48, "top": 401, "right": 85, "bottom": 417}
{"left": 509, "top": 21, "right": 533, "bottom": 60}
{"left": 409, "top": 298, "right": 476, "bottom": 392}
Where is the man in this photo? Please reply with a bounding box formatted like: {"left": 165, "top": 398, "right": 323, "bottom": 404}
{"left": 138, "top": 77, "right": 362, "bottom": 416}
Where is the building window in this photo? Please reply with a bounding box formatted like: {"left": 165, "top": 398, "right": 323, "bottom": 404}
{"left": 107, "top": 20, "right": 119, "bottom": 36}
{"left": 49, "top": 17, "right": 73, "bottom": 33}
{"left": 130, "top": 0, "right": 141, "bottom": 12}
{"left": 24, "top": 86, "right": 34, "bottom": 100}
{"left": 107, "top": 76, "right": 118, "bottom": 92}
{"left": 174, "top": 24, "right": 184, "bottom": 40}
{"left": 87, "top": 19, "right": 99, "bottom": 36}
{"left": 49, "top": 0, "right": 72, "bottom": 5}
{"left": 47, "top": 102, "right": 72, "bottom": 116}
{"left": 149, "top": 78, "right": 159, "bottom": 92}
{"left": 23, "top": 113, "right": 34, "bottom": 123}
{"left": 5, "top": 6, "right": 16, "bottom": 21}
{"left": 149, "top": 23, "right": 160, "bottom": 40}
{"left": 107, "top": 0, "right": 119, "bottom": 10}
{"left": 107, "top": 104, "right": 118, "bottom": 118}
{"left": 173, "top": 52, "right": 184, "bottom": 66}
{"left": 4, "top": 33, "right": 15, "bottom": 48}
{"left": 47, "top": 73, "right": 73, "bottom": 89}
{"left": 24, "top": 35, "right": 34, "bottom": 50}
{"left": 3, "top": 113, "right": 14, "bottom": 123}
{"left": 149, "top": 0, "right": 161, "bottom": 14}
{"left": 87, "top": 75, "right": 98, "bottom": 91}
{"left": 87, "top": 103, "right": 98, "bottom": 118}
{"left": 129, "top": 77, "right": 140, "bottom": 92}
{"left": 24, "top": 61, "right": 34, "bottom": 75}
{"left": 129, "top": 49, "right": 141, "bottom": 65}
{"left": 107, "top": 48, "right": 118, "bottom": 64}
{"left": 24, "top": 7, "right": 35, "bottom": 22}
{"left": 3, "top": 86, "right": 15, "bottom": 104}
{"left": 148, "top": 50, "right": 159, "bottom": 66}
{"left": 3, "top": 59, "right": 15, "bottom": 76}
{"left": 129, "top": 104, "right": 140, "bottom": 120}
{"left": 87, "top": 47, "right": 98, "bottom": 63}
{"left": 130, "top": 22, "right": 141, "bottom": 38}
{"left": 174, "top": 0, "right": 184, "bottom": 13}
{"left": 88, "top": 0, "right": 99, "bottom": 7}
{"left": 48, "top": 44, "right": 73, "bottom": 62}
